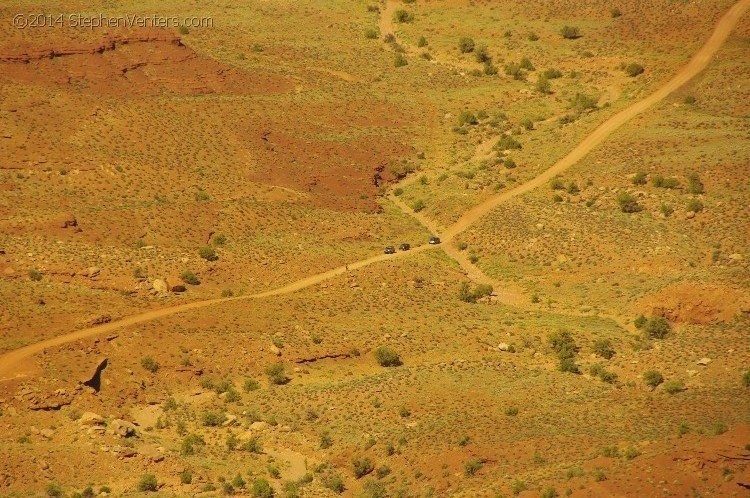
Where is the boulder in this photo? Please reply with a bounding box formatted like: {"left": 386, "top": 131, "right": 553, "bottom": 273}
{"left": 86, "top": 266, "right": 101, "bottom": 278}
{"left": 250, "top": 421, "right": 268, "bottom": 431}
{"left": 110, "top": 419, "right": 137, "bottom": 437}
{"left": 61, "top": 213, "right": 77, "bottom": 228}
{"left": 497, "top": 343, "right": 511, "bottom": 352}
{"left": 152, "top": 279, "right": 168, "bottom": 294}
{"left": 79, "top": 412, "right": 104, "bottom": 426}
{"left": 222, "top": 414, "right": 238, "bottom": 427}
{"left": 269, "top": 344, "right": 281, "bottom": 356}
{"left": 697, "top": 357, "right": 712, "bottom": 366}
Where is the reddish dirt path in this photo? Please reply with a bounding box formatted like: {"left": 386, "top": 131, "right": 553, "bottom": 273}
{"left": 0, "top": 0, "right": 747, "bottom": 380}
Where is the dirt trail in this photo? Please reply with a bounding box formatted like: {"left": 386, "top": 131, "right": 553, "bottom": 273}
{"left": 441, "top": 0, "right": 750, "bottom": 241}
{"left": 0, "top": 245, "right": 433, "bottom": 380}
{"left": 0, "top": 0, "right": 746, "bottom": 380}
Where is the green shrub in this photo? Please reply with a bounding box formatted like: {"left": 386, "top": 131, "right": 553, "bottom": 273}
{"left": 365, "top": 27, "right": 379, "bottom": 39}
{"left": 417, "top": 35, "right": 427, "bottom": 47}
{"left": 623, "top": 447, "right": 640, "bottom": 460}
{"left": 398, "top": 406, "right": 411, "bottom": 417}
{"left": 138, "top": 474, "right": 158, "bottom": 492}
{"left": 181, "top": 433, "right": 206, "bottom": 455}
{"left": 320, "top": 431, "right": 333, "bottom": 449}
{"left": 570, "top": 93, "right": 597, "bottom": 112}
{"left": 549, "top": 330, "right": 577, "bottom": 359}
{"left": 353, "top": 457, "right": 374, "bottom": 478}
{"left": 194, "top": 190, "right": 209, "bottom": 201}
{"left": 29, "top": 269, "right": 43, "bottom": 281}
{"left": 560, "top": 26, "right": 581, "bottom": 39}
{"left": 180, "top": 470, "right": 193, "bottom": 484}
{"left": 496, "top": 135, "right": 521, "bottom": 150}
{"left": 464, "top": 459, "right": 483, "bottom": 476}
{"left": 458, "top": 37, "right": 475, "bottom": 53}
{"left": 475, "top": 44, "right": 491, "bottom": 63}
{"left": 528, "top": 32, "right": 539, "bottom": 41}
{"left": 625, "top": 63, "right": 644, "bottom": 77}
{"left": 504, "top": 63, "right": 524, "bottom": 80}
{"left": 743, "top": 370, "right": 750, "bottom": 387}
{"left": 686, "top": 198, "right": 704, "bottom": 213}
{"left": 541, "top": 487, "right": 559, "bottom": 498}
{"left": 632, "top": 171, "right": 647, "bottom": 185}
{"left": 686, "top": 173, "right": 704, "bottom": 194}
{"left": 202, "top": 411, "right": 226, "bottom": 427}
{"left": 550, "top": 177, "right": 565, "bottom": 190}
{"left": 458, "top": 110, "right": 478, "bottom": 126}
{"left": 559, "top": 357, "right": 580, "bottom": 373}
{"left": 483, "top": 62, "right": 499, "bottom": 75}
{"left": 505, "top": 406, "right": 518, "bottom": 416}
{"left": 663, "top": 379, "right": 685, "bottom": 394}
{"left": 199, "top": 246, "right": 218, "bottom": 261}
{"left": 644, "top": 316, "right": 670, "bottom": 339}
{"left": 141, "top": 356, "right": 159, "bottom": 373}
{"left": 535, "top": 76, "right": 551, "bottom": 94}
{"left": 519, "top": 57, "right": 535, "bottom": 71}
{"left": 394, "top": 53, "right": 408, "bottom": 67}
{"left": 321, "top": 472, "right": 345, "bottom": 493}
{"left": 617, "top": 191, "right": 641, "bottom": 213}
{"left": 511, "top": 479, "right": 528, "bottom": 495}
{"left": 374, "top": 346, "right": 402, "bottom": 367}
{"left": 459, "top": 282, "right": 493, "bottom": 303}
{"left": 46, "top": 483, "right": 63, "bottom": 497}
{"left": 251, "top": 478, "right": 274, "bottom": 498}
{"left": 643, "top": 370, "right": 664, "bottom": 388}
{"left": 567, "top": 181, "right": 579, "bottom": 195}
{"left": 411, "top": 199, "right": 426, "bottom": 212}
{"left": 504, "top": 158, "right": 517, "bottom": 169}
{"left": 244, "top": 378, "right": 260, "bottom": 392}
{"left": 660, "top": 203, "right": 674, "bottom": 217}
{"left": 241, "top": 436, "right": 263, "bottom": 453}
{"left": 543, "top": 68, "right": 562, "bottom": 79}
{"left": 593, "top": 339, "right": 615, "bottom": 359}
{"left": 393, "top": 9, "right": 413, "bottom": 23}
{"left": 181, "top": 270, "right": 200, "bottom": 285}
{"left": 611, "top": 7, "right": 622, "bottom": 17}
{"left": 634, "top": 314, "right": 647, "bottom": 328}
{"left": 266, "top": 363, "right": 290, "bottom": 385}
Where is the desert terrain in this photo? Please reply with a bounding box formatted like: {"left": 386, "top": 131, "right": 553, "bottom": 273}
{"left": 0, "top": 0, "right": 748, "bottom": 497}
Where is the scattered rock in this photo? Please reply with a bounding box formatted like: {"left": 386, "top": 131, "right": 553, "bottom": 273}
{"left": 110, "top": 419, "right": 137, "bottom": 437}
{"left": 696, "top": 357, "right": 712, "bottom": 366}
{"left": 250, "top": 421, "right": 268, "bottom": 431}
{"left": 88, "top": 314, "right": 112, "bottom": 326}
{"left": 269, "top": 344, "right": 281, "bottom": 356}
{"left": 86, "top": 266, "right": 101, "bottom": 278}
{"left": 79, "top": 412, "right": 105, "bottom": 426}
{"left": 170, "top": 284, "right": 187, "bottom": 293}
{"left": 497, "top": 343, "right": 511, "bottom": 352}
{"left": 61, "top": 213, "right": 77, "bottom": 228}
{"left": 152, "top": 279, "right": 168, "bottom": 294}
{"left": 222, "top": 414, "right": 238, "bottom": 427}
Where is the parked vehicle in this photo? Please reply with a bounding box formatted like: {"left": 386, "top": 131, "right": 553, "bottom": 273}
{"left": 384, "top": 246, "right": 396, "bottom": 254}
{"left": 399, "top": 243, "right": 410, "bottom": 251}
{"left": 429, "top": 236, "right": 441, "bottom": 245}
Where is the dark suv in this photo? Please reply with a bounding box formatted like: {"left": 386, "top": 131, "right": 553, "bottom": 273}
{"left": 429, "top": 236, "right": 441, "bottom": 245}
{"left": 399, "top": 243, "right": 410, "bottom": 251}
{"left": 384, "top": 246, "right": 396, "bottom": 254}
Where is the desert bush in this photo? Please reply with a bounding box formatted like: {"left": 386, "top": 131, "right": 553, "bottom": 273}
{"left": 458, "top": 110, "right": 478, "bottom": 126}
{"left": 550, "top": 177, "right": 565, "bottom": 190}
{"left": 543, "top": 68, "right": 562, "bottom": 79}
{"left": 46, "top": 483, "right": 63, "bottom": 497}
{"left": 138, "top": 474, "right": 158, "bottom": 492}
{"left": 393, "top": 53, "right": 408, "bottom": 67}
{"left": 353, "top": 457, "right": 374, "bottom": 478}
{"left": 541, "top": 487, "right": 559, "bottom": 498}
{"left": 361, "top": 480, "right": 387, "bottom": 498}
{"left": 244, "top": 378, "right": 260, "bottom": 392}
{"left": 496, "top": 135, "right": 521, "bottom": 150}
{"left": 519, "top": 57, "right": 535, "bottom": 71}
{"left": 560, "top": 26, "right": 581, "bottom": 39}
{"left": 686, "top": 198, "right": 704, "bottom": 213}
{"left": 512, "top": 479, "right": 528, "bottom": 495}
{"left": 520, "top": 118, "right": 534, "bottom": 130}
{"left": 644, "top": 316, "right": 670, "bottom": 339}
{"left": 743, "top": 370, "right": 750, "bottom": 387}
{"left": 475, "top": 44, "right": 491, "bottom": 63}
{"left": 660, "top": 203, "right": 674, "bottom": 217}
{"left": 365, "top": 27, "right": 379, "bottom": 39}
{"left": 483, "top": 62, "right": 499, "bottom": 75}
{"left": 399, "top": 406, "right": 411, "bottom": 417}
{"left": 417, "top": 35, "right": 427, "bottom": 47}
{"left": 634, "top": 314, "right": 647, "bottom": 328}
{"left": 617, "top": 191, "right": 641, "bottom": 213}
{"left": 686, "top": 173, "right": 704, "bottom": 194}
{"left": 528, "top": 32, "right": 539, "bottom": 41}
{"left": 632, "top": 171, "right": 647, "bottom": 185}
{"left": 320, "top": 431, "right": 333, "bottom": 449}
{"left": 393, "top": 9, "right": 413, "bottom": 23}
{"left": 663, "top": 379, "right": 685, "bottom": 394}
{"left": 464, "top": 459, "right": 483, "bottom": 476}
{"left": 374, "top": 346, "right": 401, "bottom": 367}
{"left": 241, "top": 436, "right": 263, "bottom": 453}
{"left": 504, "top": 158, "right": 517, "bottom": 169}
{"left": 180, "top": 470, "right": 192, "bottom": 484}
{"left": 458, "top": 37, "right": 475, "bottom": 53}
{"left": 194, "top": 190, "right": 209, "bottom": 201}
{"left": 459, "top": 282, "right": 493, "bottom": 303}
{"left": 623, "top": 447, "right": 640, "bottom": 459}
{"left": 535, "top": 76, "right": 551, "bottom": 94}
{"left": 321, "top": 472, "right": 345, "bottom": 493}
{"left": 199, "top": 246, "right": 217, "bottom": 261}
{"left": 266, "top": 363, "right": 289, "bottom": 385}
{"left": 625, "top": 63, "right": 644, "bottom": 77}
{"left": 505, "top": 406, "right": 519, "bottom": 416}
{"left": 567, "top": 181, "right": 579, "bottom": 195}
{"left": 611, "top": 7, "right": 622, "bottom": 17}
{"left": 141, "top": 356, "right": 159, "bottom": 373}
{"left": 593, "top": 339, "right": 615, "bottom": 359}
{"left": 181, "top": 434, "right": 205, "bottom": 455}
{"left": 202, "top": 411, "right": 226, "bottom": 427}
{"left": 570, "top": 93, "right": 597, "bottom": 112}
{"left": 504, "top": 63, "right": 524, "bottom": 80}
{"left": 181, "top": 270, "right": 200, "bottom": 285}
{"left": 29, "top": 269, "right": 43, "bottom": 281}
{"left": 251, "top": 478, "right": 274, "bottom": 498}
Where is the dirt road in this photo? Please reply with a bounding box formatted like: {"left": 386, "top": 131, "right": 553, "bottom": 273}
{"left": 440, "top": 0, "right": 750, "bottom": 242}
{"left": 1, "top": 0, "right": 747, "bottom": 379}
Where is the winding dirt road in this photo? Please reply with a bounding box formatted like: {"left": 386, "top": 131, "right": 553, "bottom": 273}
{"left": 1, "top": 0, "right": 747, "bottom": 380}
